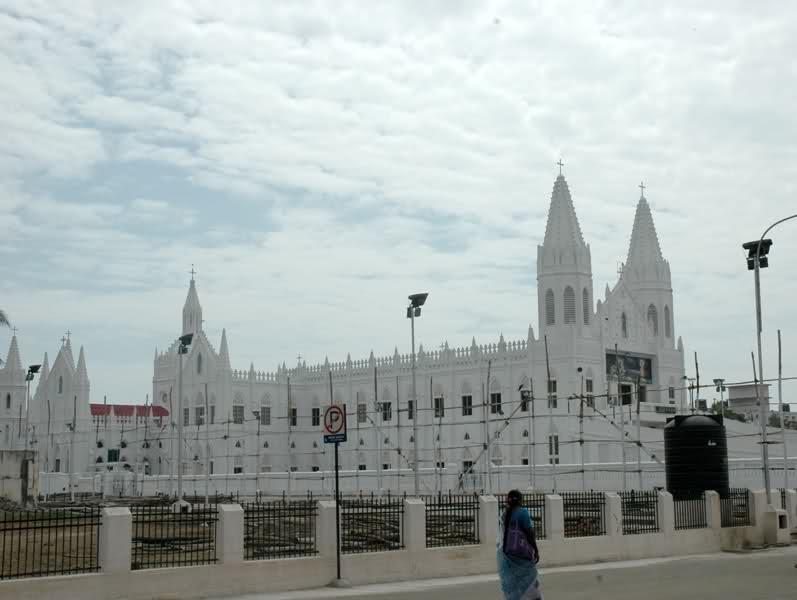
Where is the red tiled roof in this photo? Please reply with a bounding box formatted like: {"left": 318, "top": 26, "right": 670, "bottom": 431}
{"left": 90, "top": 404, "right": 169, "bottom": 417}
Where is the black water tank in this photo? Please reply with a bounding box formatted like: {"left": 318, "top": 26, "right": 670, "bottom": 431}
{"left": 664, "top": 414, "right": 729, "bottom": 499}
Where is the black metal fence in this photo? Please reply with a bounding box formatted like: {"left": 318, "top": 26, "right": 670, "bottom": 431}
{"left": 561, "top": 492, "right": 606, "bottom": 537}
{"left": 523, "top": 493, "right": 547, "bottom": 540}
{"left": 0, "top": 508, "right": 101, "bottom": 580}
{"left": 424, "top": 492, "right": 480, "bottom": 548}
{"left": 619, "top": 491, "right": 659, "bottom": 534}
{"left": 131, "top": 505, "right": 218, "bottom": 569}
{"left": 720, "top": 488, "right": 751, "bottom": 528}
{"left": 243, "top": 500, "right": 317, "bottom": 560}
{"left": 674, "top": 494, "right": 708, "bottom": 530}
{"left": 340, "top": 493, "right": 404, "bottom": 554}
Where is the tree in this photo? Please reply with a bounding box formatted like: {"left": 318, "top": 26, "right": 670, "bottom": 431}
{"left": 710, "top": 401, "right": 747, "bottom": 423}
{"left": 0, "top": 310, "right": 8, "bottom": 328}
{"left": 768, "top": 413, "right": 783, "bottom": 428}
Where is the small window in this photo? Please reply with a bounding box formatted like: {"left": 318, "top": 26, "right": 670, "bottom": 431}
{"left": 461, "top": 395, "right": 473, "bottom": 416}
{"left": 381, "top": 402, "right": 392, "bottom": 422}
{"left": 564, "top": 286, "right": 576, "bottom": 324}
{"left": 522, "top": 429, "right": 529, "bottom": 438}
{"left": 664, "top": 305, "right": 671, "bottom": 338}
{"left": 668, "top": 386, "right": 675, "bottom": 400}
{"left": 464, "top": 432, "right": 470, "bottom": 440}
{"left": 647, "top": 304, "right": 659, "bottom": 336}
{"left": 382, "top": 463, "right": 391, "bottom": 471}
{"left": 621, "top": 312, "right": 628, "bottom": 338}
{"left": 311, "top": 466, "right": 320, "bottom": 472}
{"left": 463, "top": 460, "right": 474, "bottom": 474}
{"left": 197, "top": 353, "right": 202, "bottom": 374}
{"left": 583, "top": 288, "right": 590, "bottom": 325}
{"left": 261, "top": 407, "right": 271, "bottom": 426}
{"left": 290, "top": 466, "right": 299, "bottom": 472}
{"left": 358, "top": 464, "right": 367, "bottom": 471}
{"left": 58, "top": 376, "right": 63, "bottom": 394}
{"left": 312, "top": 407, "right": 320, "bottom": 427}
{"left": 639, "top": 385, "right": 647, "bottom": 404}
{"left": 357, "top": 403, "right": 367, "bottom": 424}
{"left": 195, "top": 406, "right": 204, "bottom": 426}
{"left": 490, "top": 392, "right": 502, "bottom": 415}
{"left": 545, "top": 289, "right": 555, "bottom": 325}
{"left": 522, "top": 458, "right": 530, "bottom": 466}
{"left": 5, "top": 393, "right": 9, "bottom": 410}
{"left": 232, "top": 405, "right": 244, "bottom": 425}
{"left": 547, "top": 380, "right": 557, "bottom": 409}
{"left": 183, "top": 407, "right": 189, "bottom": 426}
{"left": 548, "top": 434, "right": 560, "bottom": 464}
{"left": 210, "top": 405, "right": 216, "bottom": 424}
{"left": 434, "top": 396, "right": 444, "bottom": 419}
{"left": 520, "top": 391, "right": 529, "bottom": 412}
{"left": 290, "top": 407, "right": 297, "bottom": 427}
{"left": 586, "top": 379, "right": 594, "bottom": 408}
{"left": 407, "top": 400, "right": 414, "bottom": 421}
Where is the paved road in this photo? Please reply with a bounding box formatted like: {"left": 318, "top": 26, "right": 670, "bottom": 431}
{"left": 230, "top": 547, "right": 797, "bottom": 600}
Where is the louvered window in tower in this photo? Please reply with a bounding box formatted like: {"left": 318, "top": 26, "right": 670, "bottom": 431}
{"left": 563, "top": 286, "right": 576, "bottom": 324}
{"left": 582, "top": 288, "right": 590, "bottom": 325}
{"left": 621, "top": 312, "right": 628, "bottom": 338}
{"left": 647, "top": 304, "right": 659, "bottom": 336}
{"left": 664, "top": 305, "right": 671, "bottom": 338}
{"left": 545, "top": 289, "right": 555, "bottom": 325}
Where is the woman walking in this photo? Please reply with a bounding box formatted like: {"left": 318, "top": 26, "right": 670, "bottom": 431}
{"left": 498, "top": 489, "right": 542, "bottom": 600}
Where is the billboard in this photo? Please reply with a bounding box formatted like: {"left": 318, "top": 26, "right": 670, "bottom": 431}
{"left": 606, "top": 352, "right": 653, "bottom": 384}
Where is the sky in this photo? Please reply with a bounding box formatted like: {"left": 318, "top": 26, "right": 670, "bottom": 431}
{"left": 1, "top": 1, "right": 796, "bottom": 406}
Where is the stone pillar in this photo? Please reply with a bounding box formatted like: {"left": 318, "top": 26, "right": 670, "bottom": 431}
{"left": 479, "top": 495, "right": 499, "bottom": 546}
{"left": 705, "top": 491, "right": 721, "bottom": 530}
{"left": 99, "top": 507, "right": 132, "bottom": 574}
{"left": 785, "top": 490, "right": 797, "bottom": 531}
{"left": 403, "top": 498, "right": 426, "bottom": 552}
{"left": 544, "top": 494, "right": 564, "bottom": 541}
{"left": 657, "top": 490, "right": 675, "bottom": 535}
{"left": 749, "top": 490, "right": 767, "bottom": 526}
{"left": 317, "top": 500, "right": 338, "bottom": 559}
{"left": 216, "top": 503, "right": 244, "bottom": 564}
{"left": 604, "top": 493, "right": 622, "bottom": 538}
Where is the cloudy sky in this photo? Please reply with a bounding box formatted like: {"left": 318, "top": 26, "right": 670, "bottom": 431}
{"left": 1, "top": 2, "right": 795, "bottom": 406}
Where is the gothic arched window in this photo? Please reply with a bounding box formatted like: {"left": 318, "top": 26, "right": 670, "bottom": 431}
{"left": 522, "top": 429, "right": 529, "bottom": 438}
{"left": 545, "top": 289, "right": 555, "bottom": 325}
{"left": 563, "top": 286, "right": 576, "bottom": 324}
{"left": 647, "top": 304, "right": 659, "bottom": 336}
{"left": 58, "top": 376, "right": 63, "bottom": 394}
{"left": 621, "top": 312, "right": 628, "bottom": 338}
{"left": 197, "top": 353, "right": 202, "bottom": 375}
{"left": 664, "top": 305, "right": 671, "bottom": 338}
{"left": 582, "top": 288, "right": 590, "bottom": 325}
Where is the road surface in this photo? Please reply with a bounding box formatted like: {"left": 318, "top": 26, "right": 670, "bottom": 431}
{"left": 227, "top": 546, "right": 797, "bottom": 600}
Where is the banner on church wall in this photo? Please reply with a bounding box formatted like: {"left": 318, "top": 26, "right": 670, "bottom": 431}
{"left": 605, "top": 352, "right": 653, "bottom": 384}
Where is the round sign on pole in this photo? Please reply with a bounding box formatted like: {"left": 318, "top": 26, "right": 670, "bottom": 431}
{"left": 324, "top": 405, "right": 347, "bottom": 443}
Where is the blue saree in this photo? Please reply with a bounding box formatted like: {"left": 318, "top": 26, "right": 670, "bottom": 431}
{"left": 497, "top": 507, "right": 542, "bottom": 600}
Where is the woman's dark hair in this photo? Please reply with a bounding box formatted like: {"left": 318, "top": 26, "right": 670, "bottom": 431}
{"left": 503, "top": 489, "right": 523, "bottom": 544}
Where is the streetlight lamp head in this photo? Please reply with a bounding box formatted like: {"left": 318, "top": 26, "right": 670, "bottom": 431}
{"left": 577, "top": 367, "right": 583, "bottom": 373}
{"left": 743, "top": 239, "right": 773, "bottom": 269}
{"left": 408, "top": 293, "right": 428, "bottom": 308}
{"left": 28, "top": 365, "right": 41, "bottom": 375}
{"left": 252, "top": 410, "right": 260, "bottom": 419}
{"left": 179, "top": 333, "right": 194, "bottom": 346}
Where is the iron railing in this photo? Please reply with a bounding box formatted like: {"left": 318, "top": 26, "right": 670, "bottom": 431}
{"left": 561, "top": 492, "right": 606, "bottom": 537}
{"left": 673, "top": 494, "right": 708, "bottom": 530}
{"left": 423, "top": 492, "right": 480, "bottom": 548}
{"left": 131, "top": 505, "right": 218, "bottom": 569}
{"left": 340, "top": 493, "right": 404, "bottom": 554}
{"left": 0, "top": 508, "right": 101, "bottom": 580}
{"left": 523, "top": 493, "right": 547, "bottom": 540}
{"left": 243, "top": 500, "right": 317, "bottom": 560}
{"left": 619, "top": 491, "right": 659, "bottom": 534}
{"left": 720, "top": 488, "right": 751, "bottom": 528}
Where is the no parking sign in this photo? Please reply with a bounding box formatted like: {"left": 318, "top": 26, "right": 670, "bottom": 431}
{"left": 323, "top": 404, "right": 347, "bottom": 444}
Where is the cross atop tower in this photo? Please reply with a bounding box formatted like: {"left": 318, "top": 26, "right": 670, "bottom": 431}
{"left": 11, "top": 326, "right": 18, "bottom": 336}
{"left": 297, "top": 354, "right": 303, "bottom": 364}
{"left": 190, "top": 264, "right": 196, "bottom": 281}
{"left": 639, "top": 181, "right": 645, "bottom": 196}
{"left": 61, "top": 335, "right": 67, "bottom": 346}
{"left": 557, "top": 158, "right": 564, "bottom": 175}
{"left": 65, "top": 330, "right": 71, "bottom": 342}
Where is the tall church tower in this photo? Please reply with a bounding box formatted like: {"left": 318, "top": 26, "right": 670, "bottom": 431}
{"left": 622, "top": 187, "right": 675, "bottom": 348}
{"left": 182, "top": 270, "right": 203, "bottom": 336}
{"left": 536, "top": 168, "right": 594, "bottom": 337}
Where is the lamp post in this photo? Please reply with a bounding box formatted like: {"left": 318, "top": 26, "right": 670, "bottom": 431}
{"left": 519, "top": 382, "right": 535, "bottom": 490}
{"left": 713, "top": 378, "right": 726, "bottom": 420}
{"left": 174, "top": 333, "right": 193, "bottom": 510}
{"left": 577, "top": 367, "right": 586, "bottom": 491}
{"left": 743, "top": 213, "right": 797, "bottom": 507}
{"left": 24, "top": 364, "right": 41, "bottom": 450}
{"left": 252, "top": 409, "right": 261, "bottom": 496}
{"left": 407, "top": 292, "right": 428, "bottom": 496}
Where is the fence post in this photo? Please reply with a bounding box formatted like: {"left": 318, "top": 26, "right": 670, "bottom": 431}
{"left": 770, "top": 489, "right": 783, "bottom": 509}
{"left": 544, "top": 494, "right": 564, "bottom": 541}
{"left": 785, "top": 490, "right": 797, "bottom": 530}
{"left": 604, "top": 492, "right": 622, "bottom": 537}
{"left": 404, "top": 498, "right": 426, "bottom": 551}
{"left": 749, "top": 489, "right": 767, "bottom": 526}
{"left": 216, "top": 504, "right": 244, "bottom": 564}
{"left": 317, "top": 500, "right": 338, "bottom": 558}
{"left": 705, "top": 491, "right": 721, "bottom": 530}
{"left": 99, "top": 507, "right": 132, "bottom": 574}
{"left": 657, "top": 490, "right": 674, "bottom": 535}
{"left": 479, "top": 495, "right": 498, "bottom": 547}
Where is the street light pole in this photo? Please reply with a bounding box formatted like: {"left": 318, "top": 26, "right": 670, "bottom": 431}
{"left": 407, "top": 293, "right": 428, "bottom": 496}
{"left": 743, "top": 214, "right": 797, "bottom": 507}
{"left": 24, "top": 365, "right": 40, "bottom": 451}
{"left": 175, "top": 333, "right": 193, "bottom": 508}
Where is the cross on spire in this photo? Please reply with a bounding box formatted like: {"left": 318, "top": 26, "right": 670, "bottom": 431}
{"left": 557, "top": 158, "right": 564, "bottom": 175}
{"left": 639, "top": 181, "right": 645, "bottom": 196}
{"left": 11, "top": 326, "right": 18, "bottom": 336}
{"left": 61, "top": 335, "right": 67, "bottom": 346}
{"left": 65, "top": 330, "right": 71, "bottom": 342}
{"left": 190, "top": 264, "right": 196, "bottom": 281}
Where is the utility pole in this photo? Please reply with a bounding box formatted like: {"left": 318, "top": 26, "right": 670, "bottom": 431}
{"left": 615, "top": 343, "right": 627, "bottom": 492}
{"left": 544, "top": 336, "right": 556, "bottom": 491}
{"left": 636, "top": 376, "right": 643, "bottom": 490}
{"left": 205, "top": 382, "right": 210, "bottom": 506}
{"left": 578, "top": 367, "right": 585, "bottom": 491}
{"left": 407, "top": 293, "right": 428, "bottom": 496}
{"left": 70, "top": 394, "right": 77, "bottom": 502}
{"left": 778, "top": 330, "right": 789, "bottom": 489}
{"left": 374, "top": 365, "right": 382, "bottom": 492}
{"left": 484, "top": 360, "right": 493, "bottom": 494}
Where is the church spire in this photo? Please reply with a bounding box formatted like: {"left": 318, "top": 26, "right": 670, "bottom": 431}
{"left": 219, "top": 328, "right": 230, "bottom": 369}
{"left": 75, "top": 346, "right": 90, "bottom": 388}
{"left": 182, "top": 268, "right": 203, "bottom": 336}
{"left": 3, "top": 334, "right": 22, "bottom": 372}
{"left": 539, "top": 167, "right": 590, "bottom": 271}
{"left": 623, "top": 186, "right": 670, "bottom": 283}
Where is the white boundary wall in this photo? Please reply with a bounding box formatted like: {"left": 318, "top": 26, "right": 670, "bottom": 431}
{"left": 1, "top": 489, "right": 791, "bottom": 600}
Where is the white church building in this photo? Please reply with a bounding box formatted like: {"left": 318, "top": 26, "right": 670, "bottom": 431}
{"left": 4, "top": 171, "right": 792, "bottom": 496}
